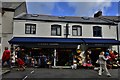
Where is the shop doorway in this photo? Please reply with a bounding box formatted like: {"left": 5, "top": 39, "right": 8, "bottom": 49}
{"left": 88, "top": 47, "right": 107, "bottom": 66}
{"left": 56, "top": 48, "right": 75, "bottom": 66}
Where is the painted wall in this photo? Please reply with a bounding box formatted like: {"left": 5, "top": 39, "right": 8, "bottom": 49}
{"left": 0, "top": 12, "right": 1, "bottom": 58}
{"left": 13, "top": 20, "right": 117, "bottom": 40}
{"left": 14, "top": 2, "right": 27, "bottom": 17}
{"left": 0, "top": 12, "right": 2, "bottom": 35}
{"left": 1, "top": 11, "right": 14, "bottom": 58}
{"left": 2, "top": 12, "right": 14, "bottom": 33}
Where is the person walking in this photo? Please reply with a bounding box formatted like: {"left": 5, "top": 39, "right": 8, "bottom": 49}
{"left": 2, "top": 47, "right": 11, "bottom": 68}
{"left": 16, "top": 58, "right": 25, "bottom": 71}
{"left": 98, "top": 51, "right": 111, "bottom": 77}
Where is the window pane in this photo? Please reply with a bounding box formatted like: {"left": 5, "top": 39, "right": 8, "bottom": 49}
{"left": 72, "top": 26, "right": 82, "bottom": 36}
{"left": 73, "top": 27, "right": 77, "bottom": 30}
{"left": 51, "top": 27, "right": 56, "bottom": 35}
{"left": 78, "top": 27, "right": 81, "bottom": 36}
{"left": 51, "top": 25, "right": 61, "bottom": 36}
{"left": 64, "top": 27, "right": 66, "bottom": 34}
{"left": 73, "top": 30, "right": 77, "bottom": 36}
{"left": 93, "top": 26, "right": 102, "bottom": 37}
{"left": 57, "top": 27, "right": 60, "bottom": 35}
{"left": 51, "top": 30, "right": 56, "bottom": 35}
{"left": 31, "top": 25, "right": 36, "bottom": 34}
{"left": 25, "top": 24, "right": 36, "bottom": 34}
{"left": 26, "top": 25, "right": 30, "bottom": 34}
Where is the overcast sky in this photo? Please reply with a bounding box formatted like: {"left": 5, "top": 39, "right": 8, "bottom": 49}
{"left": 26, "top": 0, "right": 119, "bottom": 17}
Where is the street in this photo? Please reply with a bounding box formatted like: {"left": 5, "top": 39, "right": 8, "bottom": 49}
{"left": 1, "top": 68, "right": 119, "bottom": 80}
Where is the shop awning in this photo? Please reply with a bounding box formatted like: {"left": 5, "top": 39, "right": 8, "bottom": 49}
{"left": 82, "top": 38, "right": 119, "bottom": 45}
{"left": 8, "top": 37, "right": 84, "bottom": 44}
{"left": 9, "top": 37, "right": 120, "bottom": 45}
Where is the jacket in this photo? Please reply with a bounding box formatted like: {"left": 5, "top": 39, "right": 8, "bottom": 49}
{"left": 98, "top": 55, "right": 108, "bottom": 65}
{"left": 2, "top": 50, "right": 10, "bottom": 61}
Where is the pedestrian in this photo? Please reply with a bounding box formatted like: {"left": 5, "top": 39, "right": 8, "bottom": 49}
{"left": 2, "top": 47, "right": 11, "bottom": 68}
{"left": 98, "top": 51, "right": 111, "bottom": 77}
{"left": 71, "top": 55, "right": 78, "bottom": 69}
{"left": 16, "top": 58, "right": 25, "bottom": 71}
{"left": 15, "top": 47, "right": 21, "bottom": 58}
{"left": 10, "top": 53, "right": 16, "bottom": 68}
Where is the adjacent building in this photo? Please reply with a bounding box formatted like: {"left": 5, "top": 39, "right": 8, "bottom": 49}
{"left": 0, "top": 2, "right": 27, "bottom": 58}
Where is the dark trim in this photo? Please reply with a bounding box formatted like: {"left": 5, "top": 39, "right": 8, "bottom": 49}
{"left": 13, "top": 18, "right": 117, "bottom": 25}
{"left": 0, "top": 37, "right": 1, "bottom": 43}
{"left": 2, "top": 8, "right": 15, "bottom": 12}
{"left": 116, "top": 25, "right": 119, "bottom": 56}
{"left": 25, "top": 24, "right": 36, "bottom": 34}
{"left": 93, "top": 26, "right": 102, "bottom": 37}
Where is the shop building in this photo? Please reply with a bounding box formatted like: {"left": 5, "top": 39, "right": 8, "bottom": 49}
{"left": 8, "top": 14, "right": 119, "bottom": 67}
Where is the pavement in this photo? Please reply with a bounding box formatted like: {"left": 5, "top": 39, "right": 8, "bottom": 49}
{"left": 2, "top": 68, "right": 11, "bottom": 75}
{"left": 1, "top": 68, "right": 120, "bottom": 80}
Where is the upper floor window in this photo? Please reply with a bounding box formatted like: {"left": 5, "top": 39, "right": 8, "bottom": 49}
{"left": 93, "top": 26, "right": 102, "bottom": 37}
{"left": 25, "top": 24, "right": 36, "bottom": 34}
{"left": 72, "top": 25, "right": 82, "bottom": 36}
{"left": 51, "top": 24, "right": 61, "bottom": 36}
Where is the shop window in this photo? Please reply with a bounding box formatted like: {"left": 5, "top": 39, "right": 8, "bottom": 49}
{"left": 51, "top": 24, "right": 61, "bottom": 36}
{"left": 72, "top": 25, "right": 82, "bottom": 36}
{"left": 25, "top": 24, "right": 36, "bottom": 34}
{"left": 93, "top": 26, "right": 102, "bottom": 37}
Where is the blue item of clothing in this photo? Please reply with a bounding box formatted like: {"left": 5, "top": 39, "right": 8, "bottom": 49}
{"left": 105, "top": 52, "right": 109, "bottom": 56}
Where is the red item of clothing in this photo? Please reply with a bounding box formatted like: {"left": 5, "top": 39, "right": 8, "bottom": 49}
{"left": 2, "top": 50, "right": 10, "bottom": 61}
{"left": 110, "top": 53, "right": 115, "bottom": 59}
{"left": 17, "top": 58, "right": 25, "bottom": 66}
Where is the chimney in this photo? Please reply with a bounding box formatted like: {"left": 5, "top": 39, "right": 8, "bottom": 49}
{"left": 94, "top": 11, "right": 102, "bottom": 17}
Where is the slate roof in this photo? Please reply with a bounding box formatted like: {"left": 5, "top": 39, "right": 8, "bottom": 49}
{"left": 2, "top": 2, "right": 23, "bottom": 9}
{"left": 100, "top": 16, "right": 120, "bottom": 23}
{"left": 14, "top": 14, "right": 116, "bottom": 25}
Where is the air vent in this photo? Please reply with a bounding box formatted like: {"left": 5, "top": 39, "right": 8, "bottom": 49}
{"left": 81, "top": 17, "right": 90, "bottom": 20}
{"left": 31, "top": 14, "right": 39, "bottom": 17}
{"left": 58, "top": 16, "right": 65, "bottom": 19}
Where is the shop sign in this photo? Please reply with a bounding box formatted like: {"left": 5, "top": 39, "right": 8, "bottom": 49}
{"left": 37, "top": 43, "right": 59, "bottom": 46}
{"left": 94, "top": 44, "right": 105, "bottom": 46}
{"left": 87, "top": 44, "right": 110, "bottom": 48}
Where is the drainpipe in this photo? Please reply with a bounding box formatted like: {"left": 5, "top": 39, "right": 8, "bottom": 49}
{"left": 65, "top": 23, "right": 69, "bottom": 38}
{"left": 117, "top": 23, "right": 120, "bottom": 59}
{"left": 10, "top": 44, "right": 13, "bottom": 54}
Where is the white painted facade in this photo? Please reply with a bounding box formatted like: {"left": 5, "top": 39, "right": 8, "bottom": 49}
{"left": 13, "top": 20, "right": 117, "bottom": 39}
{"left": 13, "top": 20, "right": 118, "bottom": 52}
